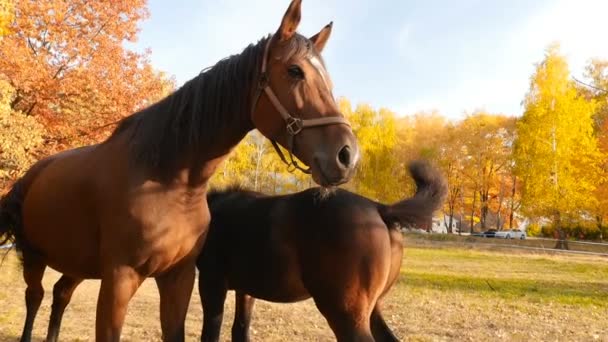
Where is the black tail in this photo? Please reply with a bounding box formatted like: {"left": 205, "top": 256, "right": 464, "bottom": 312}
{"left": 0, "top": 178, "right": 26, "bottom": 253}
{"left": 379, "top": 160, "right": 448, "bottom": 229}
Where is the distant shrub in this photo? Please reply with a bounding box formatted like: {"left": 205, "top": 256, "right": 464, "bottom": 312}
{"left": 540, "top": 224, "right": 555, "bottom": 237}
{"left": 527, "top": 223, "right": 542, "bottom": 237}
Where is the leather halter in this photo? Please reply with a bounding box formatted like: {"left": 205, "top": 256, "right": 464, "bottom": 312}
{"left": 251, "top": 36, "right": 350, "bottom": 174}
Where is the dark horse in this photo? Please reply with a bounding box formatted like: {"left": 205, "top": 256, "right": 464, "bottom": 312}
{"left": 198, "top": 161, "right": 447, "bottom": 342}
{"left": 0, "top": 1, "right": 359, "bottom": 341}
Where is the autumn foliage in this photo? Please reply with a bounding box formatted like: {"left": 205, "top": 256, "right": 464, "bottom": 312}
{"left": 0, "top": 0, "right": 174, "bottom": 188}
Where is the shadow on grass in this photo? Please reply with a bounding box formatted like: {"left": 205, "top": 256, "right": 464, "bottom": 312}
{"left": 399, "top": 271, "right": 608, "bottom": 307}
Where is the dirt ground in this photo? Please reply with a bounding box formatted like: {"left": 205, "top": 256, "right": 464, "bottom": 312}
{"left": 1, "top": 241, "right": 606, "bottom": 341}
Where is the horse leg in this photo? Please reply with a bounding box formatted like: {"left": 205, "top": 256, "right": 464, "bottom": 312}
{"left": 370, "top": 303, "right": 399, "bottom": 342}
{"left": 20, "top": 254, "right": 46, "bottom": 342}
{"left": 46, "top": 275, "right": 83, "bottom": 342}
{"left": 95, "top": 266, "right": 143, "bottom": 342}
{"left": 231, "top": 292, "right": 255, "bottom": 342}
{"left": 199, "top": 276, "right": 227, "bottom": 342}
{"left": 314, "top": 298, "right": 375, "bottom": 342}
{"left": 155, "top": 260, "right": 196, "bottom": 342}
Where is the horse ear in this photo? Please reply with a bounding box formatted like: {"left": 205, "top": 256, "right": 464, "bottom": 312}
{"left": 310, "top": 22, "right": 333, "bottom": 53}
{"left": 277, "top": 0, "right": 302, "bottom": 42}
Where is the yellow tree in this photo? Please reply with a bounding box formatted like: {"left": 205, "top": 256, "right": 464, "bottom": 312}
{"left": 459, "top": 112, "right": 516, "bottom": 231}
{"left": 0, "top": 0, "right": 12, "bottom": 36}
{"left": 396, "top": 111, "right": 455, "bottom": 231}
{"left": 209, "top": 132, "right": 257, "bottom": 189}
{"left": 513, "top": 44, "right": 602, "bottom": 245}
{"left": 340, "top": 99, "right": 402, "bottom": 202}
{"left": 436, "top": 123, "right": 466, "bottom": 233}
{"left": 210, "top": 130, "right": 312, "bottom": 194}
{"left": 584, "top": 59, "right": 608, "bottom": 240}
{"left": 397, "top": 111, "right": 447, "bottom": 161}
{"left": 585, "top": 58, "right": 608, "bottom": 132}
{"left": 0, "top": 79, "right": 44, "bottom": 190}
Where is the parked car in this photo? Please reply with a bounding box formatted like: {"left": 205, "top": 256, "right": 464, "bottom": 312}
{"left": 494, "top": 229, "right": 526, "bottom": 239}
{"left": 472, "top": 229, "right": 497, "bottom": 238}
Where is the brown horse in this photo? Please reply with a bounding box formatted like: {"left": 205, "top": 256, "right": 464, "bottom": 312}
{"left": 197, "top": 161, "right": 447, "bottom": 342}
{"left": 0, "top": 1, "right": 359, "bottom": 341}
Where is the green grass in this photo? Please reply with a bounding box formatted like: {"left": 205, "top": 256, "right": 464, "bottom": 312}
{"left": 401, "top": 247, "right": 608, "bottom": 307}
{"left": 404, "top": 231, "right": 608, "bottom": 254}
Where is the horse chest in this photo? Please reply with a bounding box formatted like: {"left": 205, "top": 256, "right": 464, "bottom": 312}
{"left": 124, "top": 191, "right": 210, "bottom": 275}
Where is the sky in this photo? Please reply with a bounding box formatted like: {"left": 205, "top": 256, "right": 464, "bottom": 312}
{"left": 131, "top": 0, "right": 608, "bottom": 120}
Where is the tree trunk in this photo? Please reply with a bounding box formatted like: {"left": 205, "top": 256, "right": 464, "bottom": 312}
{"left": 445, "top": 186, "right": 458, "bottom": 234}
{"left": 554, "top": 229, "right": 570, "bottom": 250}
{"left": 596, "top": 215, "right": 604, "bottom": 242}
{"left": 469, "top": 190, "right": 477, "bottom": 234}
{"left": 447, "top": 215, "right": 453, "bottom": 234}
{"left": 508, "top": 175, "right": 517, "bottom": 230}
{"left": 459, "top": 186, "right": 465, "bottom": 236}
{"left": 553, "top": 212, "right": 569, "bottom": 250}
{"left": 480, "top": 188, "right": 488, "bottom": 230}
{"left": 496, "top": 174, "right": 506, "bottom": 230}
{"left": 25, "top": 102, "right": 37, "bottom": 116}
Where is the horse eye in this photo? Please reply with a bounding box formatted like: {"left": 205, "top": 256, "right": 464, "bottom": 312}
{"left": 287, "top": 65, "right": 305, "bottom": 79}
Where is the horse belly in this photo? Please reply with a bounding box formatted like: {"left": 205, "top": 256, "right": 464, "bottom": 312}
{"left": 228, "top": 242, "right": 310, "bottom": 303}
{"left": 22, "top": 154, "right": 102, "bottom": 278}
{"left": 254, "top": 277, "right": 310, "bottom": 303}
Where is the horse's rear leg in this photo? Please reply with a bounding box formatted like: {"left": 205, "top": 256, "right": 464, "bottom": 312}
{"left": 95, "top": 266, "right": 143, "bottom": 342}
{"left": 20, "top": 254, "right": 46, "bottom": 342}
{"left": 155, "top": 260, "right": 196, "bottom": 342}
{"left": 46, "top": 275, "right": 83, "bottom": 342}
{"left": 370, "top": 304, "right": 399, "bottom": 342}
{"left": 231, "top": 292, "right": 255, "bottom": 342}
{"left": 314, "top": 298, "right": 375, "bottom": 342}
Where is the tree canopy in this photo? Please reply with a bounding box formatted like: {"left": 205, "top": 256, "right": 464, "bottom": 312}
{"left": 513, "top": 45, "right": 602, "bottom": 227}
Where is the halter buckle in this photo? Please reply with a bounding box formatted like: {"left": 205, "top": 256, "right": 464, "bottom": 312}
{"left": 286, "top": 117, "right": 303, "bottom": 135}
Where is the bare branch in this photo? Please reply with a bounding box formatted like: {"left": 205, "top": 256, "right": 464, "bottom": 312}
{"left": 573, "top": 76, "right": 608, "bottom": 94}
{"left": 26, "top": 38, "right": 37, "bottom": 56}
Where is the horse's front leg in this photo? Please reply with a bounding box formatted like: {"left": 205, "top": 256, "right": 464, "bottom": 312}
{"left": 231, "top": 292, "right": 256, "bottom": 342}
{"left": 46, "top": 275, "right": 84, "bottom": 342}
{"left": 199, "top": 272, "right": 227, "bottom": 342}
{"left": 95, "top": 266, "right": 143, "bottom": 342}
{"left": 155, "top": 260, "right": 196, "bottom": 342}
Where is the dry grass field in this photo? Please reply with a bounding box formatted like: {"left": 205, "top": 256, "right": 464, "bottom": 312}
{"left": 1, "top": 239, "right": 607, "bottom": 341}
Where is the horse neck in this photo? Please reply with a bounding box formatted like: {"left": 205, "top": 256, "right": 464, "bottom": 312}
{"left": 110, "top": 39, "right": 269, "bottom": 187}
{"left": 156, "top": 80, "right": 255, "bottom": 186}
{"left": 111, "top": 79, "right": 256, "bottom": 187}
{"left": 192, "top": 119, "right": 252, "bottom": 186}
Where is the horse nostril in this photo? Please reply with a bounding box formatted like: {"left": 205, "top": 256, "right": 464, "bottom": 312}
{"left": 337, "top": 145, "right": 352, "bottom": 168}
